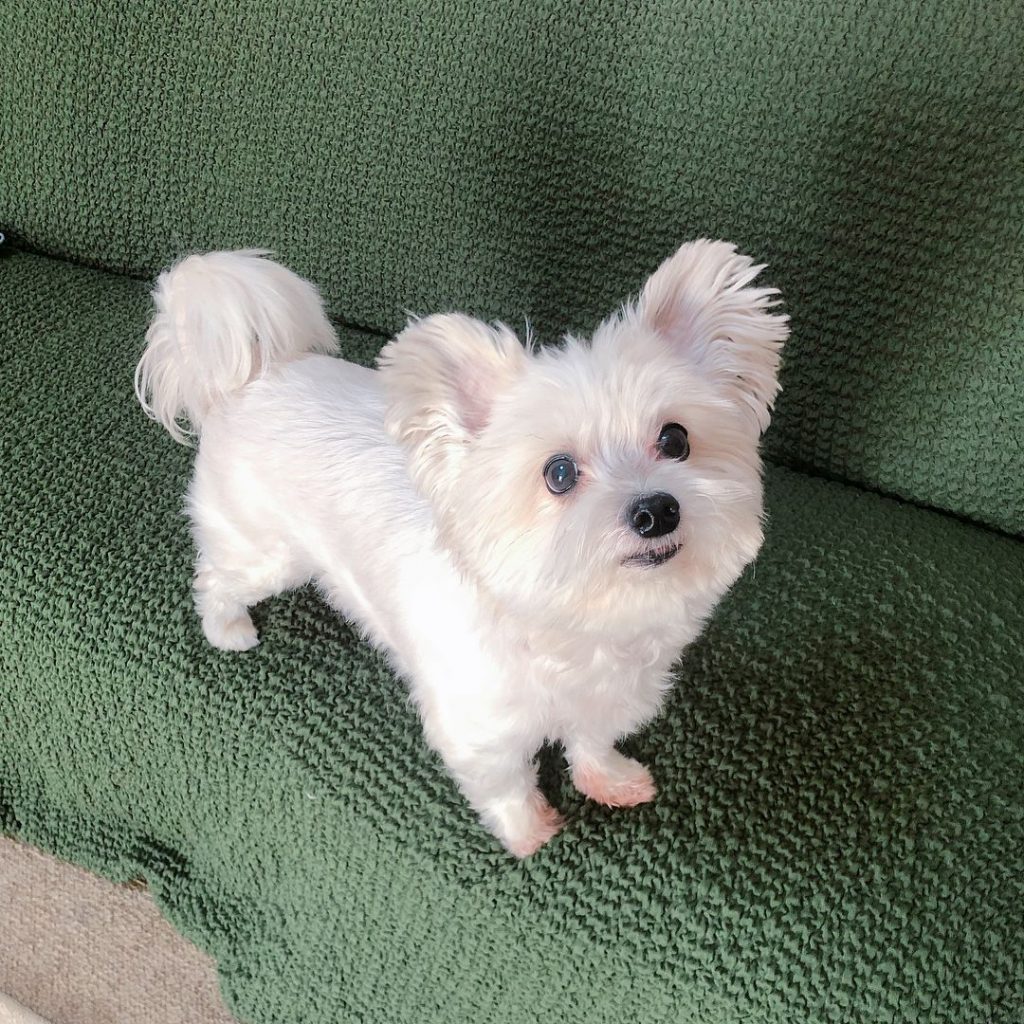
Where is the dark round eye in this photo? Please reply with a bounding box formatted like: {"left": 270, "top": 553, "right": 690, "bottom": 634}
{"left": 543, "top": 454, "right": 579, "bottom": 494}
{"left": 656, "top": 422, "right": 690, "bottom": 461}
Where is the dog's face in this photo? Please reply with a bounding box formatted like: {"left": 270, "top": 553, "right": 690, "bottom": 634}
{"left": 380, "top": 240, "right": 788, "bottom": 632}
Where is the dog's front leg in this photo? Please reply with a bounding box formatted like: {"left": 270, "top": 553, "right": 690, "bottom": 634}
{"left": 404, "top": 636, "right": 562, "bottom": 857}
{"left": 438, "top": 744, "right": 563, "bottom": 858}
{"left": 564, "top": 735, "right": 656, "bottom": 809}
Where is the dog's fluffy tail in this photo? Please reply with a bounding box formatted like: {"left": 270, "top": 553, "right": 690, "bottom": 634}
{"left": 135, "top": 250, "right": 339, "bottom": 443}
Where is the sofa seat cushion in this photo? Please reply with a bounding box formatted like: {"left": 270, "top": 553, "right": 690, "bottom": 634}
{"left": 2, "top": 251, "right": 1022, "bottom": 1024}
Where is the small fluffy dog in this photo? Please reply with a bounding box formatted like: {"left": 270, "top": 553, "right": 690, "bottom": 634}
{"left": 135, "top": 241, "right": 787, "bottom": 856}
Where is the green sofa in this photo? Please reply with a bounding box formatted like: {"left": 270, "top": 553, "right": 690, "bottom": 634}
{"left": 1, "top": 3, "right": 1021, "bottom": 1022}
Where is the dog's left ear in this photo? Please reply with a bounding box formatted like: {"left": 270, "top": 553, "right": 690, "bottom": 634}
{"left": 633, "top": 239, "right": 789, "bottom": 434}
{"left": 378, "top": 313, "right": 527, "bottom": 501}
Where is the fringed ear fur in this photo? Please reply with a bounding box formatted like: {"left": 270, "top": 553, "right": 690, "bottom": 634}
{"left": 377, "top": 313, "right": 527, "bottom": 501}
{"left": 632, "top": 239, "right": 789, "bottom": 434}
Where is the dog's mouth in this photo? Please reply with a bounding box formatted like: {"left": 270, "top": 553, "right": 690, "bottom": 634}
{"left": 621, "top": 544, "right": 680, "bottom": 569}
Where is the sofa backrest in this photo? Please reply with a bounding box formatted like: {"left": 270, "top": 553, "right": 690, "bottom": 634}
{"left": 1, "top": 1, "right": 1021, "bottom": 534}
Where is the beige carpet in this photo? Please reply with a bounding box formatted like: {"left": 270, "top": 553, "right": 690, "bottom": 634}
{"left": 0, "top": 837, "right": 237, "bottom": 1024}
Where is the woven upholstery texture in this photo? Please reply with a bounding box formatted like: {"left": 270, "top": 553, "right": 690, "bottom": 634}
{"left": 1, "top": 1, "right": 1022, "bottom": 532}
{"left": 1, "top": 251, "right": 1022, "bottom": 1023}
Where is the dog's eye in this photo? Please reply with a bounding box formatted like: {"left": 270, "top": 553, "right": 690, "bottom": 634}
{"left": 543, "top": 454, "right": 579, "bottom": 495}
{"left": 656, "top": 423, "right": 690, "bottom": 461}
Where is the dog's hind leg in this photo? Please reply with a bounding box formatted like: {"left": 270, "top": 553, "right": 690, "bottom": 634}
{"left": 193, "top": 559, "right": 263, "bottom": 651}
{"left": 192, "top": 545, "right": 305, "bottom": 652}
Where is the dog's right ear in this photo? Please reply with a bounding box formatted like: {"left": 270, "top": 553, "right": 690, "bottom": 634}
{"left": 632, "top": 239, "right": 788, "bottom": 436}
{"left": 378, "top": 313, "right": 527, "bottom": 502}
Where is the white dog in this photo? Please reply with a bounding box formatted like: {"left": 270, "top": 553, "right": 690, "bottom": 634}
{"left": 135, "top": 241, "right": 787, "bottom": 856}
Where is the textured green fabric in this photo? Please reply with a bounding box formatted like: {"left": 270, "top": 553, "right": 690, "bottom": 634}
{"left": 1, "top": 2, "right": 1022, "bottom": 532}
{"left": 3, "top": 250, "right": 1023, "bottom": 1023}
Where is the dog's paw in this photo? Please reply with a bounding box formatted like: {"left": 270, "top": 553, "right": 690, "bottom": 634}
{"left": 489, "top": 792, "right": 564, "bottom": 859}
{"left": 572, "top": 755, "right": 655, "bottom": 808}
{"left": 202, "top": 610, "right": 260, "bottom": 652}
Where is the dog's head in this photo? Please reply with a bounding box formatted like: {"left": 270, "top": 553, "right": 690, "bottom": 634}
{"left": 379, "top": 240, "right": 788, "bottom": 633}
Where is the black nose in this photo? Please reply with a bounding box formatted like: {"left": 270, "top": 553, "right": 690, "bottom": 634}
{"left": 628, "top": 492, "right": 680, "bottom": 538}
